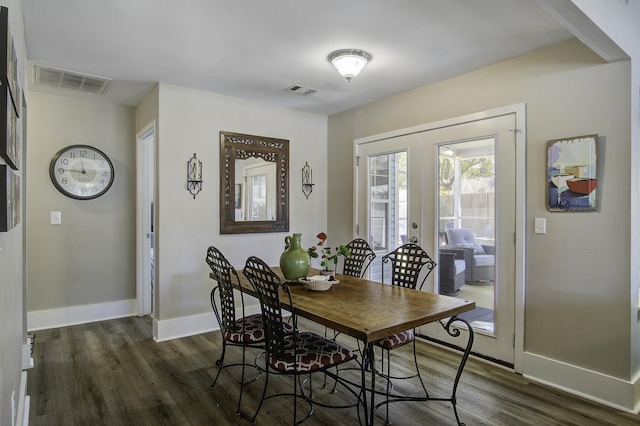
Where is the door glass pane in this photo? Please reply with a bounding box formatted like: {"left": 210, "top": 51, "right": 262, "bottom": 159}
{"left": 369, "top": 151, "right": 407, "bottom": 281}
{"left": 370, "top": 203, "right": 388, "bottom": 250}
{"left": 438, "top": 139, "right": 496, "bottom": 335}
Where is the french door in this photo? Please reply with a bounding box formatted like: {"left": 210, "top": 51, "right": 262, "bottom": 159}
{"left": 355, "top": 112, "right": 519, "bottom": 366}
{"left": 356, "top": 133, "right": 422, "bottom": 284}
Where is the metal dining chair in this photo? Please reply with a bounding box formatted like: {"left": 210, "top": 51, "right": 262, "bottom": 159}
{"left": 324, "top": 238, "right": 376, "bottom": 386}
{"left": 327, "top": 237, "right": 376, "bottom": 345}
{"left": 377, "top": 243, "right": 437, "bottom": 424}
{"left": 242, "top": 256, "right": 364, "bottom": 425}
{"left": 340, "top": 238, "right": 376, "bottom": 278}
{"left": 206, "top": 246, "right": 269, "bottom": 416}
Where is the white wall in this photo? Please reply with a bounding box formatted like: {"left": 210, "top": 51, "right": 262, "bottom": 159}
{"left": 143, "top": 83, "right": 327, "bottom": 338}
{"left": 23, "top": 78, "right": 329, "bottom": 341}
{"left": 0, "top": 0, "right": 27, "bottom": 425}
{"left": 135, "top": 84, "right": 158, "bottom": 136}
{"left": 328, "top": 38, "right": 635, "bottom": 409}
{"left": 26, "top": 92, "right": 136, "bottom": 324}
{"left": 571, "top": 0, "right": 640, "bottom": 400}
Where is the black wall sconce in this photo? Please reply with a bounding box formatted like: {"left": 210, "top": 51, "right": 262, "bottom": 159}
{"left": 187, "top": 153, "right": 203, "bottom": 199}
{"left": 302, "top": 161, "right": 314, "bottom": 199}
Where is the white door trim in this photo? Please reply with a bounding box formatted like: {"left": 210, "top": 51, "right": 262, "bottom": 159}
{"left": 512, "top": 103, "right": 526, "bottom": 373}
{"left": 136, "top": 121, "right": 156, "bottom": 317}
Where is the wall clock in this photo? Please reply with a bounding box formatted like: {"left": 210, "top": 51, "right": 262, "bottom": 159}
{"left": 49, "top": 144, "right": 115, "bottom": 200}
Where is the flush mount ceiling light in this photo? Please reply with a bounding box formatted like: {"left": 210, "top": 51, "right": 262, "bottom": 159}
{"left": 328, "top": 49, "right": 372, "bottom": 82}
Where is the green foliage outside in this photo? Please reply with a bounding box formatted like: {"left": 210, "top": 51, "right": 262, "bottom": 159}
{"left": 439, "top": 156, "right": 494, "bottom": 195}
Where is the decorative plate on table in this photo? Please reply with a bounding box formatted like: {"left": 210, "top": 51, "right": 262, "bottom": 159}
{"left": 298, "top": 277, "right": 340, "bottom": 291}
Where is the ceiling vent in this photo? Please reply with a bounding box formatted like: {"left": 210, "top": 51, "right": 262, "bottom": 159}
{"left": 33, "top": 65, "right": 112, "bottom": 95}
{"left": 285, "top": 85, "right": 318, "bottom": 96}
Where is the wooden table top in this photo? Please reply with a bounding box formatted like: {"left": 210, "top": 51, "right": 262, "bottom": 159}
{"left": 233, "top": 268, "right": 475, "bottom": 343}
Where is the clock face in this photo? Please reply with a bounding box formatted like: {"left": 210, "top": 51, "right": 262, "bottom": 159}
{"left": 49, "top": 145, "right": 115, "bottom": 200}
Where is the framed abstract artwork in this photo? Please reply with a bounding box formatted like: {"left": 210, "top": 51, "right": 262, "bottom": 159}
{"left": 546, "top": 134, "right": 598, "bottom": 212}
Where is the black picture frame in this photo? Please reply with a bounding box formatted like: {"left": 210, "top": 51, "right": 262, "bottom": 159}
{"left": 0, "top": 164, "right": 17, "bottom": 232}
{"left": 0, "top": 6, "right": 19, "bottom": 169}
{"left": 0, "top": 85, "right": 17, "bottom": 169}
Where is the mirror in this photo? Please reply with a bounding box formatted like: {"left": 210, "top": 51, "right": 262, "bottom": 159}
{"left": 220, "top": 131, "right": 289, "bottom": 234}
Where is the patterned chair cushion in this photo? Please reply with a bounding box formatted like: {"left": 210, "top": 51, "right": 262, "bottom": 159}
{"left": 225, "top": 314, "right": 292, "bottom": 343}
{"left": 270, "top": 331, "right": 356, "bottom": 373}
{"left": 374, "top": 329, "right": 414, "bottom": 350}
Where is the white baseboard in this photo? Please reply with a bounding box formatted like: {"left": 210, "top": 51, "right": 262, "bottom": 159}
{"left": 154, "top": 304, "right": 261, "bottom": 342}
{"left": 27, "top": 299, "right": 136, "bottom": 331}
{"left": 522, "top": 351, "right": 639, "bottom": 414}
{"left": 25, "top": 298, "right": 263, "bottom": 343}
{"left": 16, "top": 371, "right": 29, "bottom": 426}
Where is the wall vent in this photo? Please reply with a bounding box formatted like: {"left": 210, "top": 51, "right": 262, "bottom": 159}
{"left": 285, "top": 84, "right": 318, "bottom": 96}
{"left": 33, "top": 65, "right": 112, "bottom": 95}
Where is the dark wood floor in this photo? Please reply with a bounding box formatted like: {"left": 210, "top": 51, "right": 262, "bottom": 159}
{"left": 27, "top": 316, "right": 639, "bottom": 425}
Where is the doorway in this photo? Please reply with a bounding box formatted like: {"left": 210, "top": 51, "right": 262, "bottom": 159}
{"left": 355, "top": 106, "right": 525, "bottom": 367}
{"left": 136, "top": 122, "right": 156, "bottom": 317}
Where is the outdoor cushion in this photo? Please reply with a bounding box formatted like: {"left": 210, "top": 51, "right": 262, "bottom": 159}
{"left": 456, "top": 242, "right": 486, "bottom": 254}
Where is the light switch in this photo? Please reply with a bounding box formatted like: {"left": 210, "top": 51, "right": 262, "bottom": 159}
{"left": 534, "top": 217, "right": 546, "bottom": 234}
{"left": 51, "top": 211, "right": 62, "bottom": 225}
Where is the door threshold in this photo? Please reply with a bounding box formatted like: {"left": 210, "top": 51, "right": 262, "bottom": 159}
{"left": 417, "top": 333, "right": 514, "bottom": 369}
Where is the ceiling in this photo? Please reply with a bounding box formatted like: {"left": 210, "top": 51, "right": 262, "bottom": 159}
{"left": 22, "top": 0, "right": 576, "bottom": 116}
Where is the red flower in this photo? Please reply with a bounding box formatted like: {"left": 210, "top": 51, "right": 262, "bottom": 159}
{"left": 316, "top": 232, "right": 328, "bottom": 246}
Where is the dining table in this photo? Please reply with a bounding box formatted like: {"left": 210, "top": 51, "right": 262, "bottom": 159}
{"left": 227, "top": 267, "right": 476, "bottom": 425}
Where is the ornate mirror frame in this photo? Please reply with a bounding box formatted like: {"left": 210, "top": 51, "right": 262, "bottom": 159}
{"left": 220, "top": 131, "right": 289, "bottom": 234}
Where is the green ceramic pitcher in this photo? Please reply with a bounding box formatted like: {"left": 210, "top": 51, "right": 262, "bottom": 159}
{"left": 279, "top": 233, "right": 311, "bottom": 281}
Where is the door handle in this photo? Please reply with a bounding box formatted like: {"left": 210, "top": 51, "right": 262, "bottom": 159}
{"left": 409, "top": 236, "right": 418, "bottom": 243}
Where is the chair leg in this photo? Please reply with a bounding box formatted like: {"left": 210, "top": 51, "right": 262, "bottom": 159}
{"left": 251, "top": 357, "right": 270, "bottom": 425}
{"left": 379, "top": 339, "right": 429, "bottom": 426}
{"left": 293, "top": 373, "right": 298, "bottom": 425}
{"left": 385, "top": 348, "right": 391, "bottom": 426}
{"left": 412, "top": 339, "right": 428, "bottom": 398}
{"left": 211, "top": 341, "right": 227, "bottom": 389}
{"left": 322, "top": 327, "right": 339, "bottom": 390}
{"left": 322, "top": 364, "right": 329, "bottom": 389}
{"left": 236, "top": 345, "right": 247, "bottom": 415}
{"left": 330, "top": 366, "right": 339, "bottom": 394}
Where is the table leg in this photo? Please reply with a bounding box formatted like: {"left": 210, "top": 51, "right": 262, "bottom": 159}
{"left": 366, "top": 342, "right": 375, "bottom": 426}
{"left": 359, "top": 343, "right": 368, "bottom": 425}
{"left": 428, "top": 315, "right": 475, "bottom": 426}
{"left": 446, "top": 316, "right": 474, "bottom": 425}
{"left": 362, "top": 317, "right": 474, "bottom": 426}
